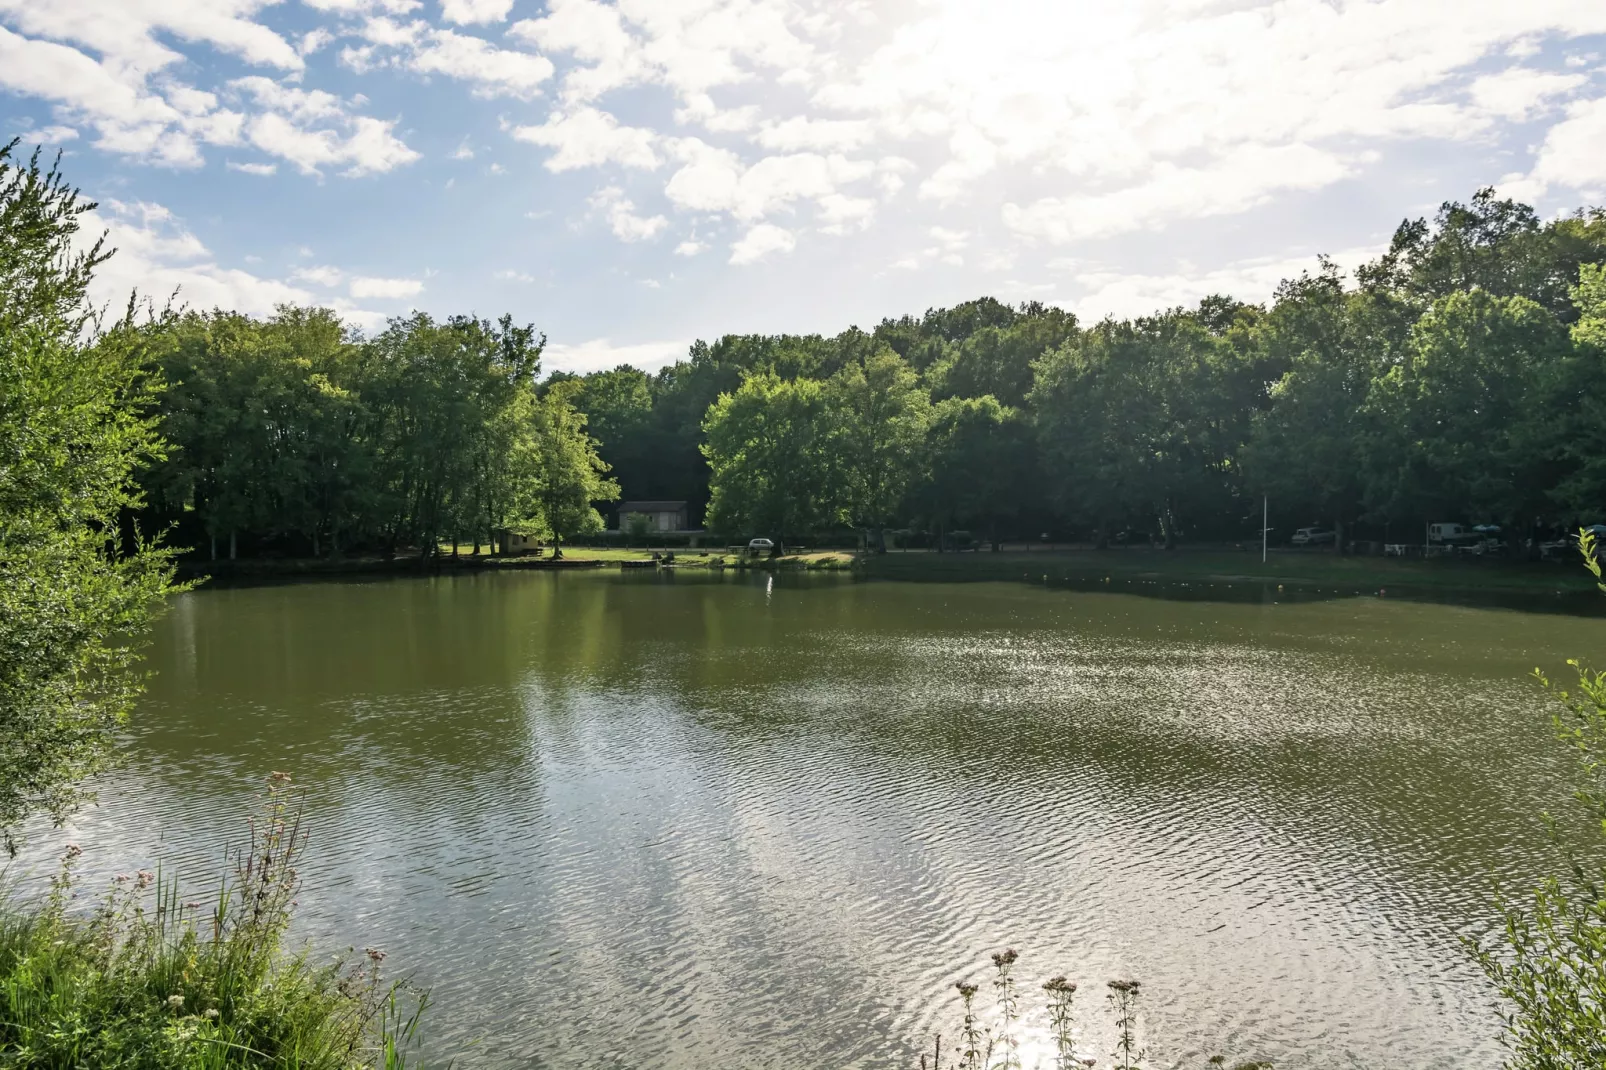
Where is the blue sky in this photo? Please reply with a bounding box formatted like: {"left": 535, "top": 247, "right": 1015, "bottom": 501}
{"left": 3, "top": 0, "right": 1604, "bottom": 374}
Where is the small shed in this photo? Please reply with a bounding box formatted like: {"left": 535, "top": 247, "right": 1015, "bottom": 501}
{"left": 618, "top": 501, "right": 689, "bottom": 533}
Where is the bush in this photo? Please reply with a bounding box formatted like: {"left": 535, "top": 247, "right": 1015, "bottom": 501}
{"left": 0, "top": 775, "right": 425, "bottom": 1068}
{"left": 1473, "top": 530, "right": 1606, "bottom": 1069}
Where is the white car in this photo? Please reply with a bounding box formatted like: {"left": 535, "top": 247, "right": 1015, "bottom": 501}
{"left": 747, "top": 537, "right": 776, "bottom": 555}
{"left": 1291, "top": 527, "right": 1335, "bottom": 546}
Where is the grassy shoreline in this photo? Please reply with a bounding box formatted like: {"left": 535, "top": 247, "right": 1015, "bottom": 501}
{"left": 859, "top": 547, "right": 1602, "bottom": 602}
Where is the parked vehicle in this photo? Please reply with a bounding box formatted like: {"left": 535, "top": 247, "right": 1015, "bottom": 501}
{"left": 1427, "top": 522, "right": 1480, "bottom": 545}
{"left": 747, "top": 537, "right": 781, "bottom": 558}
{"left": 1291, "top": 526, "right": 1336, "bottom": 546}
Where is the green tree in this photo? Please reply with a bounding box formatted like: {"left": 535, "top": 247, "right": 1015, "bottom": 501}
{"left": 829, "top": 350, "right": 929, "bottom": 549}
{"left": 1243, "top": 265, "right": 1402, "bottom": 551}
{"left": 0, "top": 141, "right": 177, "bottom": 849}
{"left": 915, "top": 395, "right": 1030, "bottom": 550}
{"left": 529, "top": 379, "right": 618, "bottom": 558}
{"left": 1363, "top": 289, "right": 1569, "bottom": 540}
{"left": 702, "top": 371, "right": 844, "bottom": 538}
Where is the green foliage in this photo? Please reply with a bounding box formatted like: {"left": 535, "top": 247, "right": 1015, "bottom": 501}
{"left": 702, "top": 371, "right": 844, "bottom": 537}
{"left": 0, "top": 140, "right": 178, "bottom": 851}
{"left": 144, "top": 309, "right": 546, "bottom": 557}
{"left": 0, "top": 777, "right": 425, "bottom": 1068}
{"left": 1363, "top": 290, "right": 1568, "bottom": 527}
{"left": 915, "top": 395, "right": 1029, "bottom": 547}
{"left": 1476, "top": 532, "right": 1606, "bottom": 1070}
{"left": 528, "top": 379, "right": 618, "bottom": 555}
{"left": 829, "top": 350, "right": 929, "bottom": 535}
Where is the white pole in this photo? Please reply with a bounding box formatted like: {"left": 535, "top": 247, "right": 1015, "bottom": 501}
{"left": 1262, "top": 495, "right": 1268, "bottom": 564}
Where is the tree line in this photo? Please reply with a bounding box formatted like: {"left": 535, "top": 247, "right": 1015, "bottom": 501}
{"left": 136, "top": 308, "right": 616, "bottom": 559}
{"left": 94, "top": 186, "right": 1606, "bottom": 560}
{"left": 559, "top": 189, "right": 1606, "bottom": 553}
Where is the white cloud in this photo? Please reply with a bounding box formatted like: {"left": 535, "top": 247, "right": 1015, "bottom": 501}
{"left": 0, "top": 0, "right": 301, "bottom": 76}
{"left": 1468, "top": 67, "right": 1586, "bottom": 120}
{"left": 1504, "top": 95, "right": 1606, "bottom": 201}
{"left": 349, "top": 275, "right": 425, "bottom": 299}
{"left": 494, "top": 268, "right": 536, "bottom": 282}
{"left": 439, "top": 0, "right": 514, "bottom": 25}
{"left": 290, "top": 264, "right": 344, "bottom": 287}
{"left": 755, "top": 116, "right": 874, "bottom": 152}
{"left": 227, "top": 160, "right": 277, "bottom": 175}
{"left": 403, "top": 25, "right": 554, "bottom": 97}
{"left": 451, "top": 137, "right": 475, "bottom": 159}
{"left": 87, "top": 199, "right": 315, "bottom": 316}
{"left": 302, "top": 0, "right": 420, "bottom": 13}
{"left": 664, "top": 144, "right": 875, "bottom": 222}
{"left": 589, "top": 186, "right": 668, "bottom": 241}
{"left": 299, "top": 28, "right": 335, "bottom": 56}
{"left": 243, "top": 111, "right": 418, "bottom": 176}
{"left": 510, "top": 0, "right": 814, "bottom": 106}
{"left": 1069, "top": 244, "right": 1386, "bottom": 322}
{"left": 674, "top": 240, "right": 706, "bottom": 256}
{"left": 1002, "top": 144, "right": 1352, "bottom": 243}
{"left": 19, "top": 124, "right": 78, "bottom": 144}
{"left": 544, "top": 336, "right": 692, "bottom": 374}
{"left": 511, "top": 107, "right": 659, "bottom": 171}
{"left": 729, "top": 223, "right": 795, "bottom": 264}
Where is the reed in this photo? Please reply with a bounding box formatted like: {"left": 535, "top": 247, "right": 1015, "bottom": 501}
{"left": 919, "top": 950, "right": 1268, "bottom": 1070}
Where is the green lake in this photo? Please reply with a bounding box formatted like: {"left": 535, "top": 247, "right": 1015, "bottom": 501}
{"left": 38, "top": 570, "right": 1606, "bottom": 1068}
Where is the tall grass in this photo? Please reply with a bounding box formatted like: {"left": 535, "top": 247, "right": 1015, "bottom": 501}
{"left": 0, "top": 774, "right": 426, "bottom": 1068}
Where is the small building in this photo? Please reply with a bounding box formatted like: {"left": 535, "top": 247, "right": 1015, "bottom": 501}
{"left": 618, "top": 500, "right": 689, "bottom": 533}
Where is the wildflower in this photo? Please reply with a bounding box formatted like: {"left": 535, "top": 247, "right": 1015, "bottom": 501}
{"left": 136, "top": 870, "right": 155, "bottom": 889}
{"left": 1043, "top": 976, "right": 1077, "bottom": 995}
{"left": 62, "top": 843, "right": 82, "bottom": 861}
{"left": 204, "top": 1008, "right": 220, "bottom": 1020}
{"left": 955, "top": 982, "right": 978, "bottom": 999}
{"left": 365, "top": 947, "right": 386, "bottom": 963}
{"left": 167, "top": 994, "right": 184, "bottom": 1010}
{"left": 991, "top": 948, "right": 1018, "bottom": 968}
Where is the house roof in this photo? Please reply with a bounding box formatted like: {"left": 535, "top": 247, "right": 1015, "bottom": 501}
{"left": 619, "top": 501, "right": 688, "bottom": 511}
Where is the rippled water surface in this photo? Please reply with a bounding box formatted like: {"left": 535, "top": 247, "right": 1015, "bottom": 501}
{"left": 32, "top": 571, "right": 1606, "bottom": 1068}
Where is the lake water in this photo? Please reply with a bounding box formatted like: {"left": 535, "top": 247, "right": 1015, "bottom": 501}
{"left": 30, "top": 570, "right": 1606, "bottom": 1068}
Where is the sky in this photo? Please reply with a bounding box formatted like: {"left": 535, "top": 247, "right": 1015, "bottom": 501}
{"left": 2, "top": 0, "right": 1604, "bottom": 375}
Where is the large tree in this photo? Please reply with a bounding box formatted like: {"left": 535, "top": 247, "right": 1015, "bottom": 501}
{"left": 529, "top": 378, "right": 618, "bottom": 558}
{"left": 702, "top": 371, "right": 845, "bottom": 538}
{"left": 829, "top": 350, "right": 929, "bottom": 549}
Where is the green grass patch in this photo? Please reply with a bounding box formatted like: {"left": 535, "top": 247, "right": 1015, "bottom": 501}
{"left": 0, "top": 776, "right": 425, "bottom": 1069}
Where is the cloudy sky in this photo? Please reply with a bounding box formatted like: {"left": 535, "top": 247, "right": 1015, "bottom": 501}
{"left": 2, "top": 0, "right": 1604, "bottom": 374}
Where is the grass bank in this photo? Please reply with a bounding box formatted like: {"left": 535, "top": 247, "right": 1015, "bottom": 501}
{"left": 861, "top": 547, "right": 1600, "bottom": 602}
{"left": 0, "top": 777, "right": 423, "bottom": 1069}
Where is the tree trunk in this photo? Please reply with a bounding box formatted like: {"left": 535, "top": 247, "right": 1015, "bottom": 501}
{"left": 1095, "top": 520, "right": 1109, "bottom": 551}
{"left": 210, "top": 534, "right": 217, "bottom": 562}
{"left": 1333, "top": 515, "right": 1345, "bottom": 556}
{"left": 229, "top": 531, "right": 237, "bottom": 561}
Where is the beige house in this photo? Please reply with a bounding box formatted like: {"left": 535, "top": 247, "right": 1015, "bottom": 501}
{"left": 618, "top": 500, "right": 689, "bottom": 532}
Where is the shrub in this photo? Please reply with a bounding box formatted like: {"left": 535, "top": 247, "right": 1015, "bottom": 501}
{"left": 1474, "top": 530, "right": 1606, "bottom": 1069}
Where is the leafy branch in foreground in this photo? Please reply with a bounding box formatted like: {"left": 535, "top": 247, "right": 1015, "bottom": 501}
{"left": 1473, "top": 529, "right": 1606, "bottom": 1070}
{"left": 0, "top": 139, "right": 181, "bottom": 853}
{"left": 0, "top": 774, "right": 428, "bottom": 1068}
